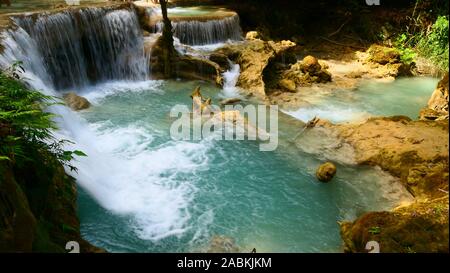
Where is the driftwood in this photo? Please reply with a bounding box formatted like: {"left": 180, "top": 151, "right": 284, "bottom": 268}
{"left": 290, "top": 116, "right": 320, "bottom": 142}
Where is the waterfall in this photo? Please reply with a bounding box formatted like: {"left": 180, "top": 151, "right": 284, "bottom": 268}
{"left": 219, "top": 61, "right": 241, "bottom": 99}
{"left": 0, "top": 7, "right": 200, "bottom": 241}
{"left": 154, "top": 15, "right": 243, "bottom": 46}
{"left": 1, "top": 7, "right": 148, "bottom": 91}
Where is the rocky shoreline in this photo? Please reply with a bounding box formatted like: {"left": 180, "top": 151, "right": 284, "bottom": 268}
{"left": 202, "top": 28, "right": 449, "bottom": 252}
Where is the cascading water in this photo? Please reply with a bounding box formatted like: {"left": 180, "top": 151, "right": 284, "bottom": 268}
{"left": 0, "top": 6, "right": 203, "bottom": 243}
{"left": 154, "top": 15, "right": 243, "bottom": 46}
{"left": 5, "top": 7, "right": 149, "bottom": 90}
{"left": 0, "top": 5, "right": 417, "bottom": 253}
{"left": 219, "top": 61, "right": 241, "bottom": 99}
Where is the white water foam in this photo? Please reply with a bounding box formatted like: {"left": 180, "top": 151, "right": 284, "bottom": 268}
{"left": 0, "top": 9, "right": 213, "bottom": 241}
{"left": 79, "top": 80, "right": 164, "bottom": 103}
{"left": 219, "top": 62, "right": 241, "bottom": 99}
{"left": 283, "top": 105, "right": 371, "bottom": 123}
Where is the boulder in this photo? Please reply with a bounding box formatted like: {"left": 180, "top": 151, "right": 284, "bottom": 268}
{"left": 300, "top": 55, "right": 322, "bottom": 74}
{"left": 316, "top": 162, "right": 337, "bottom": 182}
{"left": 63, "top": 92, "right": 91, "bottom": 111}
{"left": 245, "top": 31, "right": 262, "bottom": 40}
{"left": 280, "top": 57, "right": 332, "bottom": 87}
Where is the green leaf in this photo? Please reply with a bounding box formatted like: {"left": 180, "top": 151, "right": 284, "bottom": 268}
{"left": 73, "top": 150, "right": 87, "bottom": 157}
{"left": 0, "top": 156, "right": 11, "bottom": 161}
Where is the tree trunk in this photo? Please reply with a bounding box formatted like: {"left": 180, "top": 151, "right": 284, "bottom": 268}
{"left": 159, "top": 0, "right": 176, "bottom": 78}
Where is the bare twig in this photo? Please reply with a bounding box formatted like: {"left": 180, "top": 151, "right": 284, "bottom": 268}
{"left": 319, "top": 36, "right": 366, "bottom": 50}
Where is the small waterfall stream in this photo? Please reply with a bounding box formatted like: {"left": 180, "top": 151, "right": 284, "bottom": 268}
{"left": 154, "top": 14, "right": 243, "bottom": 46}
{"left": 3, "top": 7, "right": 148, "bottom": 90}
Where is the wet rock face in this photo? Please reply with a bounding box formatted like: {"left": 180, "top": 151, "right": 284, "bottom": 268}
{"left": 214, "top": 38, "right": 296, "bottom": 98}
{"left": 209, "top": 53, "right": 231, "bottom": 71}
{"left": 63, "top": 92, "right": 91, "bottom": 111}
{"left": 149, "top": 36, "right": 223, "bottom": 85}
{"left": 420, "top": 72, "right": 449, "bottom": 121}
{"left": 316, "top": 162, "right": 337, "bottom": 182}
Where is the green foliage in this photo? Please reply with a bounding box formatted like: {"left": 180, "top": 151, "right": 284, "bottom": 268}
{"left": 416, "top": 16, "right": 449, "bottom": 70}
{"left": 368, "top": 226, "right": 381, "bottom": 235}
{"left": 393, "top": 15, "right": 449, "bottom": 71}
{"left": 0, "top": 65, "right": 86, "bottom": 171}
{"left": 394, "top": 34, "right": 418, "bottom": 65}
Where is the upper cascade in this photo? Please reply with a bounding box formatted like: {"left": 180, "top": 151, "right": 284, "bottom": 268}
{"left": 1, "top": 7, "right": 148, "bottom": 90}
{"left": 153, "top": 13, "right": 243, "bottom": 46}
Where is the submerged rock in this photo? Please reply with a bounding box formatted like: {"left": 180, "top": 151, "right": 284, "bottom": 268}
{"left": 316, "top": 162, "right": 337, "bottom": 182}
{"left": 207, "top": 235, "right": 240, "bottom": 253}
{"left": 63, "top": 92, "right": 91, "bottom": 111}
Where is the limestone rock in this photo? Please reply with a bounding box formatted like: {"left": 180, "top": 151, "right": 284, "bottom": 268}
{"left": 150, "top": 36, "right": 223, "bottom": 85}
{"left": 280, "top": 56, "right": 332, "bottom": 87}
{"left": 63, "top": 92, "right": 91, "bottom": 111}
{"left": 279, "top": 78, "right": 296, "bottom": 92}
{"left": 214, "top": 39, "right": 296, "bottom": 98}
{"left": 316, "top": 162, "right": 337, "bottom": 182}
{"left": 340, "top": 197, "right": 449, "bottom": 253}
{"left": 300, "top": 55, "right": 322, "bottom": 74}
{"left": 245, "top": 31, "right": 262, "bottom": 40}
{"left": 209, "top": 52, "right": 230, "bottom": 71}
{"left": 330, "top": 116, "right": 449, "bottom": 198}
{"left": 367, "top": 44, "right": 401, "bottom": 65}
{"left": 174, "top": 55, "right": 223, "bottom": 86}
{"left": 420, "top": 72, "right": 449, "bottom": 121}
